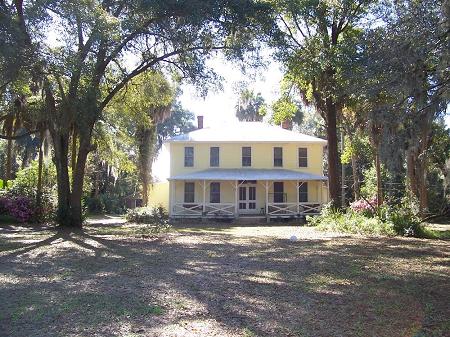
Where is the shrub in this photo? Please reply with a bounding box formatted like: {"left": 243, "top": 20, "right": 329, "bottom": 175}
{"left": 307, "top": 204, "right": 396, "bottom": 236}
{"left": 350, "top": 197, "right": 377, "bottom": 216}
{"left": 85, "top": 195, "right": 105, "bottom": 214}
{"left": 126, "top": 206, "right": 171, "bottom": 233}
{"left": 386, "top": 198, "right": 424, "bottom": 237}
{"left": 8, "top": 160, "right": 58, "bottom": 222}
{"left": 0, "top": 195, "right": 35, "bottom": 222}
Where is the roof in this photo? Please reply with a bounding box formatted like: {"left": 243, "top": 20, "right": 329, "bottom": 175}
{"left": 166, "top": 122, "right": 327, "bottom": 144}
{"left": 169, "top": 168, "right": 327, "bottom": 181}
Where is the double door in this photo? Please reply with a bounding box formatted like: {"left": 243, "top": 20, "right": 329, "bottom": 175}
{"left": 239, "top": 184, "right": 257, "bottom": 213}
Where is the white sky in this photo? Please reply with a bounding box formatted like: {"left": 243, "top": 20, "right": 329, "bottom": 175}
{"left": 178, "top": 54, "right": 284, "bottom": 127}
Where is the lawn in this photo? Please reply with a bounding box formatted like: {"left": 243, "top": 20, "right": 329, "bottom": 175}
{"left": 0, "top": 218, "right": 449, "bottom": 337}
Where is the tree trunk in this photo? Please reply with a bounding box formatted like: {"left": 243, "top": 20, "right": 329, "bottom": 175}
{"left": 52, "top": 132, "right": 72, "bottom": 227}
{"left": 375, "top": 147, "right": 383, "bottom": 207}
{"left": 5, "top": 136, "right": 12, "bottom": 188}
{"left": 351, "top": 151, "right": 360, "bottom": 200}
{"left": 325, "top": 98, "right": 340, "bottom": 207}
{"left": 137, "top": 126, "right": 156, "bottom": 207}
{"left": 71, "top": 126, "right": 77, "bottom": 173}
{"left": 36, "top": 129, "right": 44, "bottom": 207}
{"left": 69, "top": 140, "right": 90, "bottom": 227}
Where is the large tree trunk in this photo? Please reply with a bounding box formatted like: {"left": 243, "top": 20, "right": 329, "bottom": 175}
{"left": 137, "top": 126, "right": 156, "bottom": 207}
{"left": 52, "top": 132, "right": 72, "bottom": 227}
{"left": 325, "top": 98, "right": 340, "bottom": 207}
{"left": 36, "top": 129, "right": 44, "bottom": 207}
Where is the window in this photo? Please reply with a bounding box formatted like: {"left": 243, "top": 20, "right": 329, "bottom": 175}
{"left": 210, "top": 147, "right": 219, "bottom": 167}
{"left": 274, "top": 147, "right": 283, "bottom": 167}
{"left": 184, "top": 147, "right": 194, "bottom": 167}
{"left": 273, "top": 182, "right": 284, "bottom": 203}
{"left": 184, "top": 182, "right": 195, "bottom": 202}
{"left": 242, "top": 147, "right": 251, "bottom": 166}
{"left": 298, "top": 147, "right": 308, "bottom": 167}
{"left": 210, "top": 182, "right": 220, "bottom": 203}
{"left": 299, "top": 182, "right": 308, "bottom": 202}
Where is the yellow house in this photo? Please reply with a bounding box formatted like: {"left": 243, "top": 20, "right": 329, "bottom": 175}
{"left": 150, "top": 121, "right": 328, "bottom": 221}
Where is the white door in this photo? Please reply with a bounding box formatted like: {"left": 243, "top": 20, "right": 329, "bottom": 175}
{"left": 238, "top": 185, "right": 257, "bottom": 214}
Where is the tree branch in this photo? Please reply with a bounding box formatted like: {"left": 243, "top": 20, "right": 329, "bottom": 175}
{"left": 100, "top": 45, "right": 229, "bottom": 110}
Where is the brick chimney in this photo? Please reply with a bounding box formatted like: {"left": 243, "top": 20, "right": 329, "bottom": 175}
{"left": 281, "top": 119, "right": 293, "bottom": 130}
{"left": 197, "top": 115, "right": 204, "bottom": 129}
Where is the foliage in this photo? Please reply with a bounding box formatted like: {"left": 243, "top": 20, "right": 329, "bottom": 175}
{"left": 270, "top": 95, "right": 302, "bottom": 126}
{"left": 235, "top": 87, "right": 267, "bottom": 122}
{"left": 0, "top": 195, "right": 34, "bottom": 222}
{"left": 85, "top": 194, "right": 128, "bottom": 215}
{"left": 350, "top": 197, "right": 377, "bottom": 216}
{"left": 360, "top": 163, "right": 390, "bottom": 199}
{"left": 307, "top": 204, "right": 396, "bottom": 237}
{"left": 8, "top": 160, "right": 57, "bottom": 222}
{"left": 126, "top": 206, "right": 171, "bottom": 234}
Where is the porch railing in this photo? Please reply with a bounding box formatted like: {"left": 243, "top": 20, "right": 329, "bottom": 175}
{"left": 172, "top": 203, "right": 235, "bottom": 217}
{"left": 267, "top": 202, "right": 322, "bottom": 216}
{"left": 173, "top": 203, "right": 203, "bottom": 216}
{"left": 204, "top": 203, "right": 235, "bottom": 217}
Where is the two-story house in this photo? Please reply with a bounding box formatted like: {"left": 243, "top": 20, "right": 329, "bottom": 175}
{"left": 149, "top": 119, "right": 328, "bottom": 221}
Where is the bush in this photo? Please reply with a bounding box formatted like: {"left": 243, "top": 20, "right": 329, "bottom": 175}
{"left": 307, "top": 203, "right": 396, "bottom": 236}
{"left": 350, "top": 197, "right": 377, "bottom": 216}
{"left": 126, "top": 206, "right": 171, "bottom": 233}
{"left": 0, "top": 195, "right": 35, "bottom": 222}
{"left": 386, "top": 198, "right": 424, "bottom": 237}
{"left": 85, "top": 194, "right": 128, "bottom": 215}
{"left": 8, "top": 160, "right": 58, "bottom": 222}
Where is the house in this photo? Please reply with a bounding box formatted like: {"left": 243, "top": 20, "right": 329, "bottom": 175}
{"left": 149, "top": 117, "right": 328, "bottom": 221}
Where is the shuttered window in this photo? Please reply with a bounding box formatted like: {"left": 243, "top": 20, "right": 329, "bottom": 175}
{"left": 184, "top": 182, "right": 195, "bottom": 203}
{"left": 210, "top": 182, "right": 220, "bottom": 203}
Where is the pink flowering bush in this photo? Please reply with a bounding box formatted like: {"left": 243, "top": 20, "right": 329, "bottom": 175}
{"left": 0, "top": 195, "right": 35, "bottom": 222}
{"left": 350, "top": 197, "right": 377, "bottom": 215}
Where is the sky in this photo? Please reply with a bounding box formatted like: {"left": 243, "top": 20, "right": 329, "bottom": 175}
{"left": 178, "top": 54, "right": 284, "bottom": 128}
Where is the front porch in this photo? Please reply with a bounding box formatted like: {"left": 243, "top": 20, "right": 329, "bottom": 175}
{"left": 168, "top": 169, "right": 328, "bottom": 221}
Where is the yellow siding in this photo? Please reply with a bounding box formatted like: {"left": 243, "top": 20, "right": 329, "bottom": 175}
{"left": 170, "top": 142, "right": 324, "bottom": 176}
{"left": 171, "top": 180, "right": 324, "bottom": 209}
{"left": 148, "top": 181, "right": 170, "bottom": 210}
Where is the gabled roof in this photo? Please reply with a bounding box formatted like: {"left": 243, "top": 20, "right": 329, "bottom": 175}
{"left": 169, "top": 168, "right": 327, "bottom": 181}
{"left": 166, "top": 122, "right": 327, "bottom": 144}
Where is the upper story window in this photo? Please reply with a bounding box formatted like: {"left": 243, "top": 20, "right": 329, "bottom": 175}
{"left": 299, "top": 182, "right": 308, "bottom": 202}
{"left": 184, "top": 146, "right": 194, "bottom": 167}
{"left": 210, "top": 182, "right": 220, "bottom": 203}
{"left": 274, "top": 147, "right": 283, "bottom": 167}
{"left": 210, "top": 147, "right": 219, "bottom": 167}
{"left": 242, "top": 147, "right": 251, "bottom": 167}
{"left": 298, "top": 147, "right": 308, "bottom": 167}
{"left": 184, "top": 182, "right": 195, "bottom": 202}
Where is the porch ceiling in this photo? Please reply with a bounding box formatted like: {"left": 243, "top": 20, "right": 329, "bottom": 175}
{"left": 169, "top": 169, "right": 328, "bottom": 181}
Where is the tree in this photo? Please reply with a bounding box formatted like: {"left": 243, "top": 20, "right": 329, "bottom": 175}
{"left": 268, "top": 0, "right": 373, "bottom": 207}
{"left": 11, "top": 0, "right": 272, "bottom": 227}
{"left": 235, "top": 87, "right": 266, "bottom": 122}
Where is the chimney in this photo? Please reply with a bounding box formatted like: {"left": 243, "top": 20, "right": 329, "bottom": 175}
{"left": 197, "top": 115, "right": 204, "bottom": 129}
{"left": 281, "top": 119, "right": 293, "bottom": 130}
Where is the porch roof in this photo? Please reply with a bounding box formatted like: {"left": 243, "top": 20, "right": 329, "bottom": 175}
{"left": 169, "top": 169, "right": 328, "bottom": 181}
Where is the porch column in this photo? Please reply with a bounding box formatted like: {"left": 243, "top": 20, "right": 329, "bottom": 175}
{"left": 235, "top": 180, "right": 238, "bottom": 216}
{"left": 265, "top": 180, "right": 269, "bottom": 222}
{"left": 318, "top": 180, "right": 322, "bottom": 204}
{"left": 169, "top": 180, "right": 173, "bottom": 217}
{"left": 202, "top": 180, "right": 206, "bottom": 216}
{"left": 296, "top": 180, "right": 300, "bottom": 215}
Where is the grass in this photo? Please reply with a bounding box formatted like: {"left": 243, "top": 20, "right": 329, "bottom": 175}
{"left": 0, "top": 218, "right": 449, "bottom": 337}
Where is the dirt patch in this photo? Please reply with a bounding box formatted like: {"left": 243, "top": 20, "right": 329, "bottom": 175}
{"left": 1, "top": 220, "right": 449, "bottom": 337}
